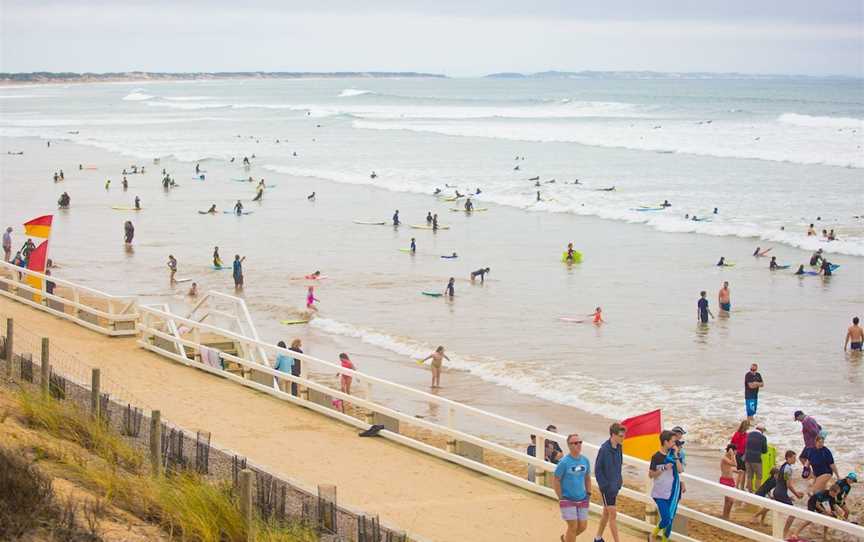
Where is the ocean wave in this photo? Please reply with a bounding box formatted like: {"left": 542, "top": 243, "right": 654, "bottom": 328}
{"left": 338, "top": 88, "right": 373, "bottom": 98}
{"left": 163, "top": 96, "right": 219, "bottom": 101}
{"left": 778, "top": 112, "right": 863, "bottom": 129}
{"left": 310, "top": 317, "right": 863, "bottom": 469}
{"left": 353, "top": 118, "right": 864, "bottom": 169}
{"left": 122, "top": 91, "right": 154, "bottom": 101}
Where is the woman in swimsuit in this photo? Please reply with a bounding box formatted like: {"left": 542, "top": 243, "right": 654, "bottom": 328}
{"left": 421, "top": 346, "right": 450, "bottom": 388}
{"left": 338, "top": 353, "right": 356, "bottom": 398}
{"left": 306, "top": 286, "right": 319, "bottom": 312}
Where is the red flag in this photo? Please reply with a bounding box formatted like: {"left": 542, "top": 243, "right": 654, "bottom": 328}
{"left": 26, "top": 240, "right": 49, "bottom": 273}
{"left": 620, "top": 409, "right": 662, "bottom": 461}
{"left": 23, "top": 215, "right": 53, "bottom": 239}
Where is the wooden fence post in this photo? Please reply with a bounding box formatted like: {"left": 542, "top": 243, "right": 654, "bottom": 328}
{"left": 41, "top": 338, "right": 50, "bottom": 397}
{"left": 150, "top": 410, "right": 162, "bottom": 477}
{"left": 239, "top": 469, "right": 253, "bottom": 542}
{"left": 5, "top": 318, "right": 13, "bottom": 379}
{"left": 90, "top": 368, "right": 101, "bottom": 418}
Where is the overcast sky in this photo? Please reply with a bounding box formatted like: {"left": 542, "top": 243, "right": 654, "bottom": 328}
{"left": 1, "top": 0, "right": 862, "bottom": 76}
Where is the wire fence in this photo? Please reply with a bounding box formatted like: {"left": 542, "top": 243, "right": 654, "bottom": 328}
{"left": 0, "top": 314, "right": 412, "bottom": 542}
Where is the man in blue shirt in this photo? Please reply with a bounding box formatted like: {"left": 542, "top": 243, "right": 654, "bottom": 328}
{"left": 554, "top": 434, "right": 592, "bottom": 542}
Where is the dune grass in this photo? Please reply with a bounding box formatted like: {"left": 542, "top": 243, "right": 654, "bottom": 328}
{"left": 14, "top": 388, "right": 317, "bottom": 542}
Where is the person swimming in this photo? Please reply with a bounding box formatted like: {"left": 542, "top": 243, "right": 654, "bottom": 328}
{"left": 432, "top": 214, "right": 439, "bottom": 231}
{"left": 661, "top": 200, "right": 671, "bottom": 208}
{"left": 795, "top": 264, "right": 805, "bottom": 275}
{"left": 591, "top": 307, "right": 605, "bottom": 324}
{"left": 434, "top": 188, "right": 442, "bottom": 195}
{"left": 206, "top": 204, "right": 217, "bottom": 214}
{"left": 717, "top": 257, "right": 727, "bottom": 267}
{"left": 370, "top": 171, "right": 377, "bottom": 179}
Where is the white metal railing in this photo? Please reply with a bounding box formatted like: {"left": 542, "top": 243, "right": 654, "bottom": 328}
{"left": 135, "top": 301, "right": 864, "bottom": 542}
{"left": 0, "top": 261, "right": 138, "bottom": 336}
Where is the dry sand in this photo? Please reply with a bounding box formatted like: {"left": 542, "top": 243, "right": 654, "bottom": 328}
{"left": 0, "top": 296, "right": 646, "bottom": 542}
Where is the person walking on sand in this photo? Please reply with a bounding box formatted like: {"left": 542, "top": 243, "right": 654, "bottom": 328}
{"left": 844, "top": 316, "right": 863, "bottom": 351}
{"left": 697, "top": 290, "right": 713, "bottom": 324}
{"left": 338, "top": 353, "right": 356, "bottom": 398}
{"left": 306, "top": 286, "right": 319, "bottom": 312}
{"left": 232, "top": 254, "right": 245, "bottom": 289}
{"left": 594, "top": 423, "right": 625, "bottom": 542}
{"left": 744, "top": 363, "right": 764, "bottom": 422}
{"left": 420, "top": 346, "right": 450, "bottom": 388}
{"left": 794, "top": 410, "right": 822, "bottom": 478}
{"left": 744, "top": 423, "right": 768, "bottom": 492}
{"left": 720, "top": 444, "right": 739, "bottom": 519}
{"left": 807, "top": 435, "right": 838, "bottom": 494}
{"left": 718, "top": 281, "right": 731, "bottom": 312}
{"left": 750, "top": 450, "right": 803, "bottom": 535}
{"left": 554, "top": 434, "right": 592, "bottom": 542}
{"left": 649, "top": 431, "right": 684, "bottom": 542}
{"left": 167, "top": 255, "right": 177, "bottom": 283}
{"left": 123, "top": 221, "right": 134, "bottom": 244}
{"left": 730, "top": 420, "right": 749, "bottom": 490}
{"left": 3, "top": 227, "right": 13, "bottom": 262}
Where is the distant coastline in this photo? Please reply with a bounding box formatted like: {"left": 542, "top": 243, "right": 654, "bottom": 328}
{"left": 0, "top": 70, "right": 448, "bottom": 86}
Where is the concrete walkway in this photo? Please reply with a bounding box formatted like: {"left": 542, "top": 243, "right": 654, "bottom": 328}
{"left": 2, "top": 297, "right": 644, "bottom": 542}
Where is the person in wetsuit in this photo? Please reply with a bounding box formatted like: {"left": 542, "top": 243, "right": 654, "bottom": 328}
{"left": 426, "top": 212, "right": 433, "bottom": 225}
{"left": 795, "top": 265, "right": 805, "bottom": 275}
{"left": 234, "top": 200, "right": 244, "bottom": 215}
{"left": 393, "top": 210, "right": 400, "bottom": 226}
{"left": 213, "top": 246, "right": 223, "bottom": 267}
{"left": 820, "top": 259, "right": 833, "bottom": 276}
{"left": 432, "top": 214, "right": 439, "bottom": 231}
{"left": 410, "top": 238, "right": 416, "bottom": 253}
{"left": 470, "top": 267, "right": 490, "bottom": 283}
{"left": 809, "top": 249, "right": 823, "bottom": 266}
{"left": 717, "top": 257, "right": 726, "bottom": 267}
{"left": 444, "top": 277, "right": 455, "bottom": 297}
{"left": 464, "top": 198, "right": 474, "bottom": 212}
{"left": 123, "top": 221, "right": 134, "bottom": 244}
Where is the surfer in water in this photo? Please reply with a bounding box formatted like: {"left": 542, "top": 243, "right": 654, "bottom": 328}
{"left": 661, "top": 200, "right": 671, "bottom": 208}
{"left": 234, "top": 200, "right": 244, "bottom": 215}
{"left": 444, "top": 277, "right": 455, "bottom": 298}
{"left": 420, "top": 346, "right": 450, "bottom": 388}
{"left": 426, "top": 212, "right": 433, "bottom": 225}
{"left": 536, "top": 191, "right": 541, "bottom": 202}
{"left": 213, "top": 246, "right": 223, "bottom": 268}
{"left": 809, "top": 249, "right": 823, "bottom": 266}
{"left": 370, "top": 171, "right": 377, "bottom": 179}
{"left": 123, "top": 221, "right": 134, "bottom": 244}
{"left": 306, "top": 286, "right": 319, "bottom": 312}
{"left": 565, "top": 243, "right": 577, "bottom": 263}
{"left": 393, "top": 210, "right": 400, "bottom": 226}
{"left": 753, "top": 247, "right": 771, "bottom": 257}
{"left": 591, "top": 307, "right": 605, "bottom": 324}
{"left": 252, "top": 187, "right": 263, "bottom": 201}
{"left": 122, "top": 177, "right": 128, "bottom": 190}
{"left": 432, "top": 214, "right": 439, "bottom": 231}
{"left": 795, "top": 265, "right": 805, "bottom": 275}
{"left": 134, "top": 196, "right": 141, "bottom": 210}
{"left": 167, "top": 255, "right": 177, "bottom": 283}
{"left": 307, "top": 192, "right": 316, "bottom": 201}
{"left": 717, "top": 257, "right": 727, "bottom": 267}
{"left": 470, "top": 267, "right": 490, "bottom": 283}
{"left": 433, "top": 188, "right": 442, "bottom": 195}
{"left": 206, "top": 204, "right": 217, "bottom": 214}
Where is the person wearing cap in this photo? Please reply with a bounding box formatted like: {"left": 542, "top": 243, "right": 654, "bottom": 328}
{"left": 553, "top": 433, "right": 592, "bottom": 542}
{"left": 794, "top": 410, "right": 822, "bottom": 476}
{"left": 834, "top": 472, "right": 857, "bottom": 520}
{"left": 670, "top": 426, "right": 687, "bottom": 495}
{"left": 744, "top": 363, "right": 764, "bottom": 422}
{"left": 648, "top": 430, "right": 684, "bottom": 542}
{"left": 808, "top": 435, "right": 838, "bottom": 494}
{"left": 744, "top": 423, "right": 768, "bottom": 492}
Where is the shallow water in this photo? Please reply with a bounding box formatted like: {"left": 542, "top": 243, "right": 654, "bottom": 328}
{"left": 1, "top": 78, "right": 862, "bottom": 481}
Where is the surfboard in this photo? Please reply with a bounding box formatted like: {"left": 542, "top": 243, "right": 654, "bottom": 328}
{"left": 773, "top": 265, "right": 791, "bottom": 270}
{"left": 194, "top": 175, "right": 205, "bottom": 180}
{"left": 223, "top": 211, "right": 254, "bottom": 215}
{"left": 82, "top": 166, "right": 98, "bottom": 170}
{"left": 111, "top": 206, "right": 143, "bottom": 211}
{"left": 421, "top": 292, "right": 443, "bottom": 297}
{"left": 559, "top": 317, "right": 585, "bottom": 323}
{"left": 440, "top": 255, "right": 458, "bottom": 259}
{"left": 633, "top": 207, "right": 665, "bottom": 211}
{"left": 829, "top": 264, "right": 840, "bottom": 272}
{"left": 281, "top": 319, "right": 310, "bottom": 325}
{"left": 398, "top": 248, "right": 414, "bottom": 253}
{"left": 692, "top": 218, "right": 712, "bottom": 222}
{"left": 174, "top": 278, "right": 193, "bottom": 283}
{"left": 450, "top": 208, "right": 488, "bottom": 212}
{"left": 411, "top": 225, "right": 450, "bottom": 230}
{"left": 561, "top": 251, "right": 583, "bottom": 264}
{"left": 198, "top": 211, "right": 218, "bottom": 215}
{"left": 232, "top": 178, "right": 254, "bottom": 182}
{"left": 353, "top": 220, "right": 387, "bottom": 225}
{"left": 803, "top": 271, "right": 820, "bottom": 276}
{"left": 442, "top": 196, "right": 464, "bottom": 201}
{"left": 720, "top": 263, "right": 736, "bottom": 267}
{"left": 212, "top": 266, "right": 230, "bottom": 271}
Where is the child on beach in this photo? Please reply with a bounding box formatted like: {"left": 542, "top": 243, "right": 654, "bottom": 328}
{"left": 306, "top": 286, "right": 319, "bottom": 312}
{"left": 420, "top": 346, "right": 450, "bottom": 388}
{"left": 337, "top": 353, "right": 356, "bottom": 411}
{"left": 167, "top": 255, "right": 177, "bottom": 282}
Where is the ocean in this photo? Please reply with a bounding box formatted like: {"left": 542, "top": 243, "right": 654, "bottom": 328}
{"left": 1, "top": 76, "right": 862, "bottom": 479}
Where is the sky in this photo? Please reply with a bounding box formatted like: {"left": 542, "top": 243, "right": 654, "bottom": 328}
{"left": 1, "top": 0, "right": 862, "bottom": 77}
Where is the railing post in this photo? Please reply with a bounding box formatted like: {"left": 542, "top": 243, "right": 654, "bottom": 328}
{"left": 239, "top": 469, "right": 253, "bottom": 542}
{"left": 150, "top": 410, "right": 162, "bottom": 477}
{"left": 536, "top": 435, "right": 546, "bottom": 485}
{"left": 771, "top": 508, "right": 785, "bottom": 539}
{"left": 73, "top": 288, "right": 81, "bottom": 318}
{"left": 5, "top": 318, "right": 13, "bottom": 380}
{"left": 41, "top": 338, "right": 50, "bottom": 397}
{"left": 90, "top": 368, "right": 101, "bottom": 418}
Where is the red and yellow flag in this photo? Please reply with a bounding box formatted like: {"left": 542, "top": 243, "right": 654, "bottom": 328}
{"left": 23, "top": 215, "right": 53, "bottom": 239}
{"left": 621, "top": 409, "right": 662, "bottom": 461}
{"left": 25, "top": 240, "right": 49, "bottom": 302}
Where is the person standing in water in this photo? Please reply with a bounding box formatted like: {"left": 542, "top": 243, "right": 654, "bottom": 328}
{"left": 444, "top": 277, "right": 455, "bottom": 297}
{"left": 306, "top": 286, "right": 319, "bottom": 312}
{"left": 426, "top": 212, "right": 433, "bottom": 225}
{"left": 232, "top": 254, "right": 245, "bottom": 289}
{"left": 845, "top": 316, "right": 863, "bottom": 351}
{"left": 410, "top": 238, "right": 416, "bottom": 254}
{"left": 697, "top": 291, "right": 713, "bottom": 324}
{"left": 432, "top": 214, "right": 439, "bottom": 231}
{"left": 123, "top": 221, "right": 134, "bottom": 244}
{"left": 392, "top": 210, "right": 400, "bottom": 226}
{"left": 234, "top": 200, "right": 244, "bottom": 215}
{"left": 718, "top": 281, "right": 731, "bottom": 312}
{"left": 744, "top": 363, "right": 764, "bottom": 422}
{"left": 420, "top": 346, "right": 450, "bottom": 388}
{"left": 134, "top": 196, "right": 141, "bottom": 210}
{"left": 213, "top": 246, "right": 223, "bottom": 268}
{"left": 167, "top": 255, "right": 177, "bottom": 283}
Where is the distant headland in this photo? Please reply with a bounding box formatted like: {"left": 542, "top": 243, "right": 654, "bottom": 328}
{"left": 0, "top": 71, "right": 448, "bottom": 85}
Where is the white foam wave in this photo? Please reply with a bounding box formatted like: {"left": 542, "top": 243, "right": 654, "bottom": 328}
{"left": 778, "top": 113, "right": 863, "bottom": 129}
{"left": 354, "top": 117, "right": 864, "bottom": 169}
{"left": 311, "top": 317, "right": 863, "bottom": 469}
{"left": 163, "top": 96, "right": 219, "bottom": 101}
{"left": 122, "top": 91, "right": 154, "bottom": 101}
{"left": 338, "top": 88, "right": 373, "bottom": 98}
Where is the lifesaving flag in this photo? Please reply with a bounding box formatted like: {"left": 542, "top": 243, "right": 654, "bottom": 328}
{"left": 620, "top": 409, "right": 662, "bottom": 461}
{"left": 23, "top": 215, "right": 53, "bottom": 239}
{"left": 25, "top": 239, "right": 49, "bottom": 302}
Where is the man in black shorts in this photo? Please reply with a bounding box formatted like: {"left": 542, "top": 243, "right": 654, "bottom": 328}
{"left": 593, "top": 422, "right": 625, "bottom": 542}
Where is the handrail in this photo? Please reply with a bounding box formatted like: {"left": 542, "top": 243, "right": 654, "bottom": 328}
{"left": 0, "top": 261, "right": 137, "bottom": 336}
{"left": 136, "top": 302, "right": 864, "bottom": 541}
